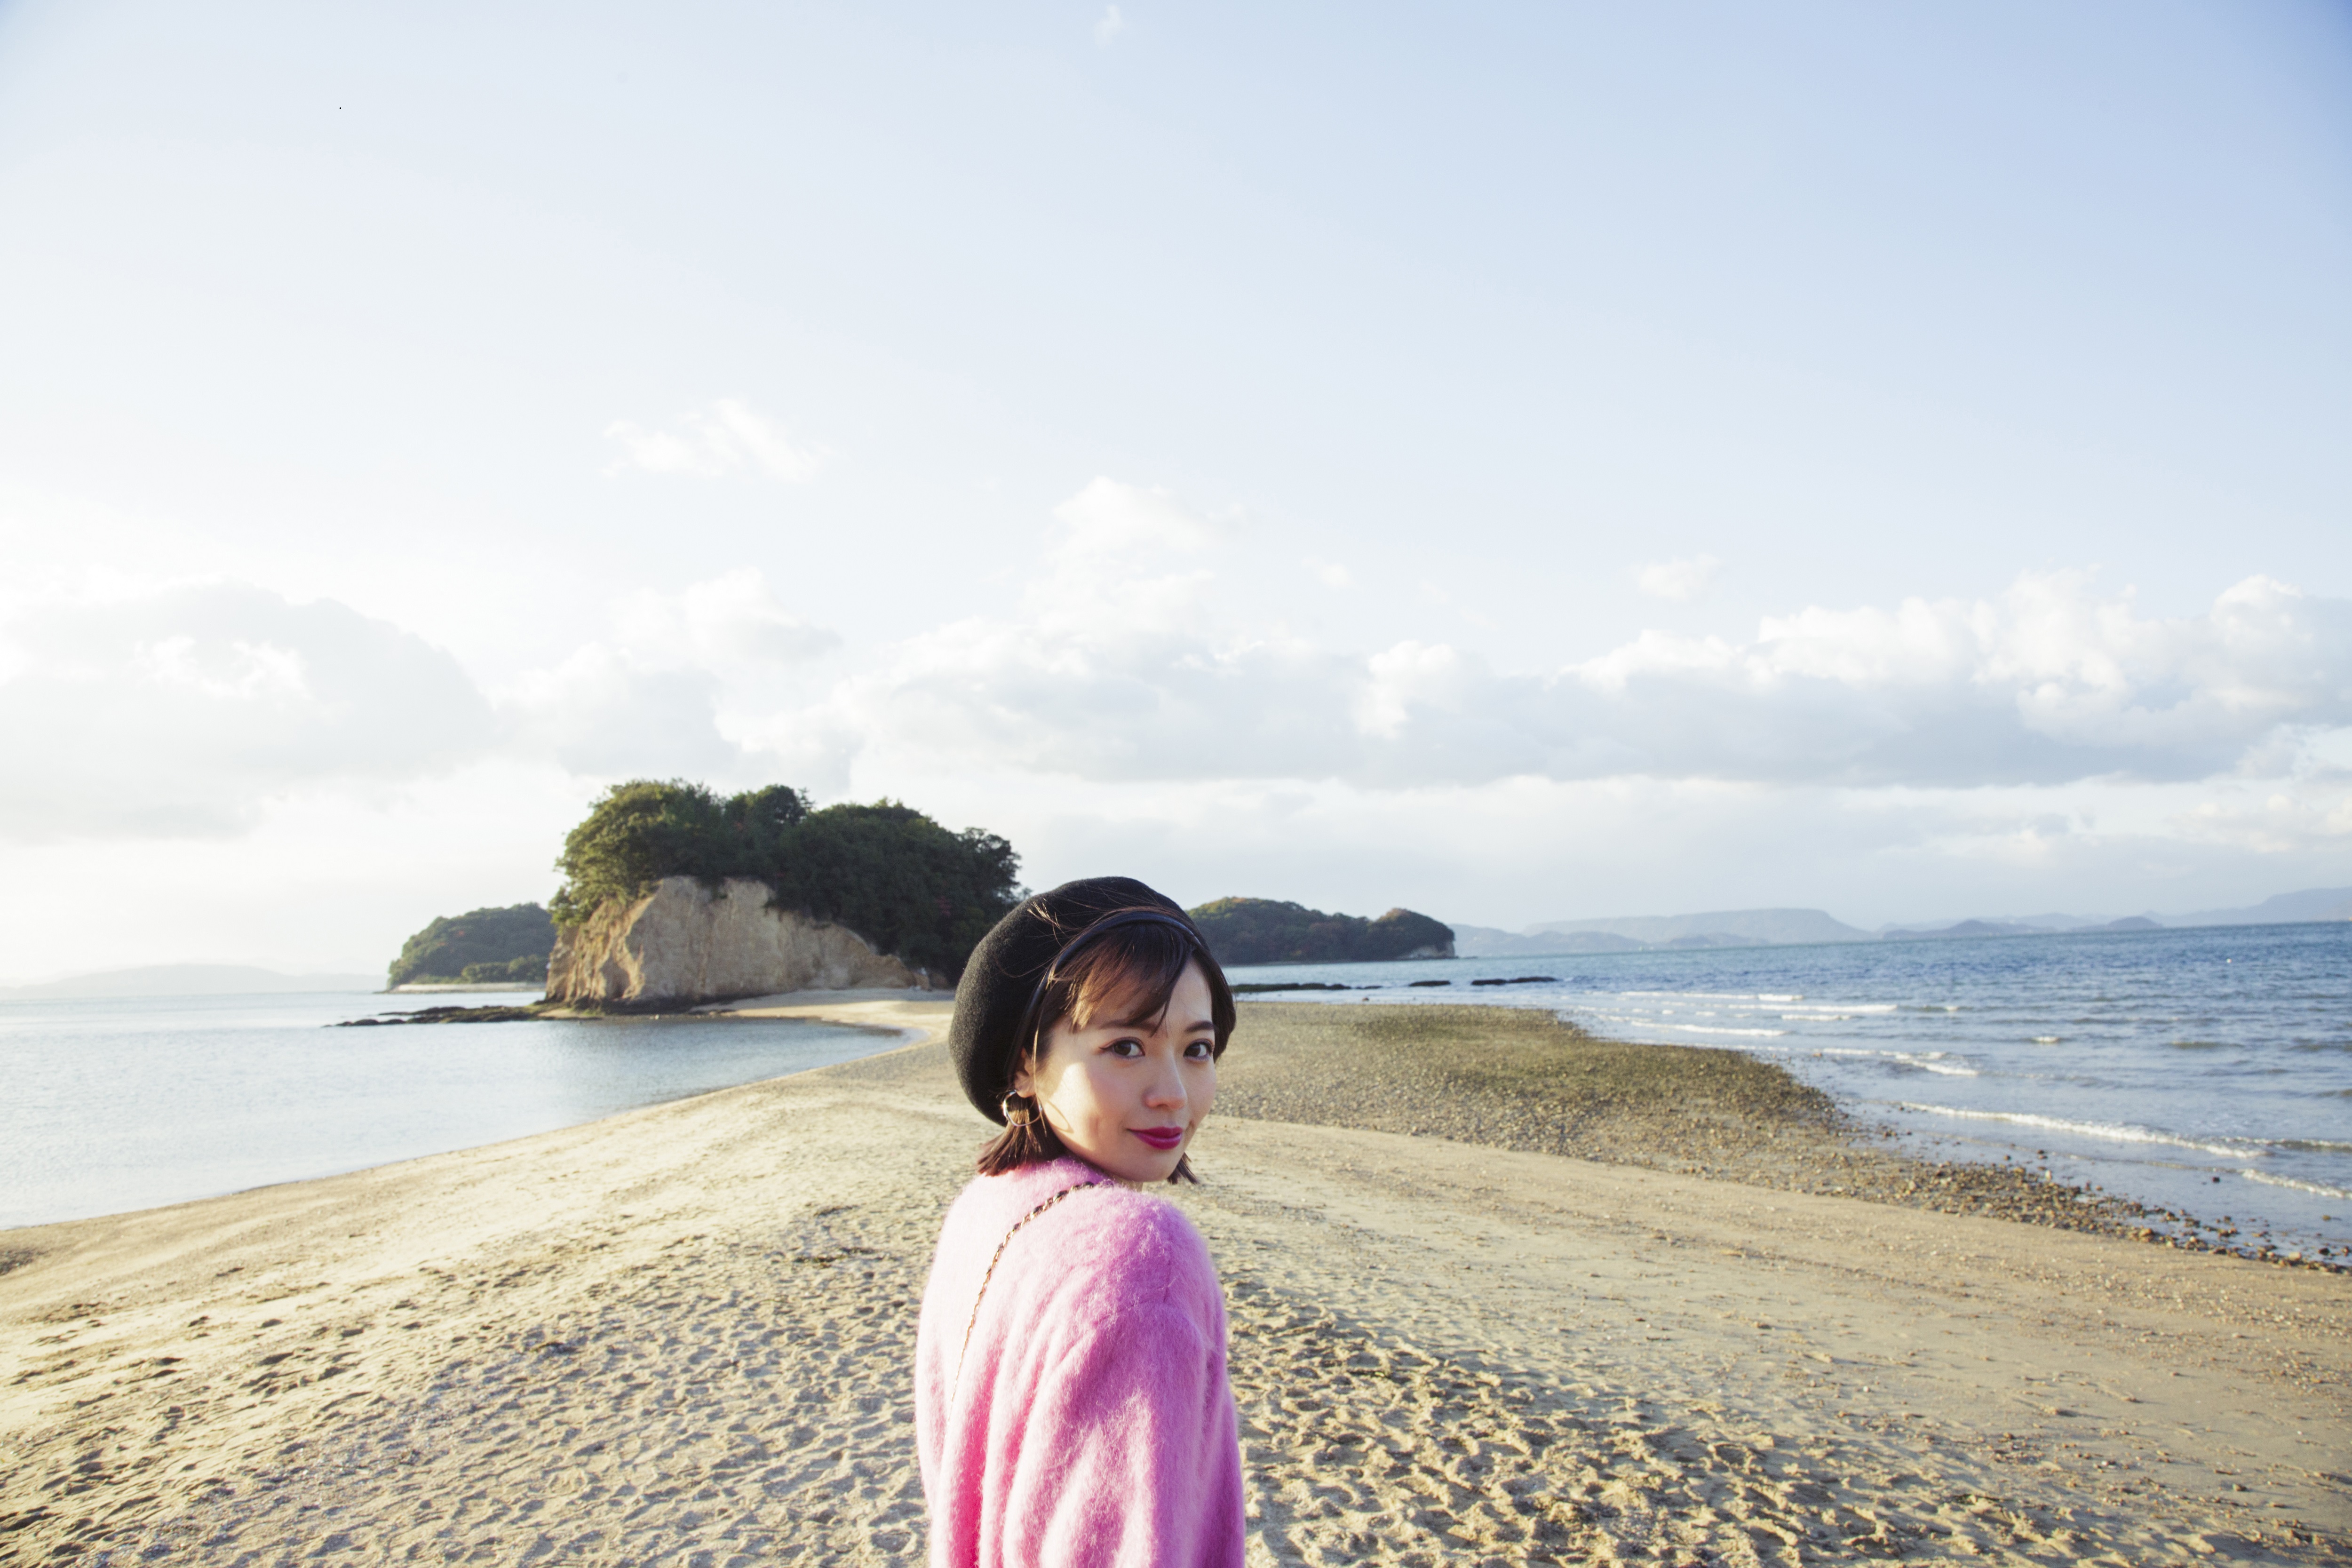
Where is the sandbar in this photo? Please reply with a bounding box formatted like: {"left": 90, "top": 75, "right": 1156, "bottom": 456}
{"left": 1, "top": 999, "right": 2344, "bottom": 1564}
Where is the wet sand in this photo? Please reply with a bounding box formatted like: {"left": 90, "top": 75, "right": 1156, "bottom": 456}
{"left": 1, "top": 997, "right": 2345, "bottom": 1565}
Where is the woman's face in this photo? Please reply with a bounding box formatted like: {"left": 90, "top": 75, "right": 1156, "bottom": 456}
{"left": 1015, "top": 958, "right": 1219, "bottom": 1185}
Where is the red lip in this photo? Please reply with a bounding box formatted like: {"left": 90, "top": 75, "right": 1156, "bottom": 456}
{"left": 1132, "top": 1127, "right": 1185, "bottom": 1151}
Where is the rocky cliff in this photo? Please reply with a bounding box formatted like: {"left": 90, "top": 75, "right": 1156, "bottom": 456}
{"left": 545, "top": 877, "right": 936, "bottom": 1007}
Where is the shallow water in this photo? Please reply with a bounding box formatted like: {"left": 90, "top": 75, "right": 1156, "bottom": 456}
{"left": 0, "top": 991, "right": 893, "bottom": 1230}
{"left": 1228, "top": 921, "right": 2352, "bottom": 1259}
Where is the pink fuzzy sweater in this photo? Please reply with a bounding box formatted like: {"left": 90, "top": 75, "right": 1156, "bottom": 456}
{"left": 914, "top": 1157, "right": 1246, "bottom": 1568}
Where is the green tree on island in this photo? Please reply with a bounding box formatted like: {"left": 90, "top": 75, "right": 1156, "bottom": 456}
{"left": 550, "top": 780, "right": 1023, "bottom": 981}
{"left": 1187, "top": 897, "right": 1454, "bottom": 967}
{"left": 388, "top": 904, "right": 557, "bottom": 987}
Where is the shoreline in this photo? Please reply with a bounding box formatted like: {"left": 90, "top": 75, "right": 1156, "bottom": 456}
{"left": 1223, "top": 925, "right": 2352, "bottom": 1266}
{"left": 22, "top": 989, "right": 2335, "bottom": 1274}
{"left": 1, "top": 993, "right": 937, "bottom": 1237}
{"left": 28, "top": 990, "right": 2337, "bottom": 1274}
{"left": 1220, "top": 1002, "right": 2349, "bottom": 1275}
{"left": 415, "top": 984, "right": 2352, "bottom": 1290}
{"left": 334, "top": 983, "right": 946, "bottom": 1025}
{"left": 4, "top": 1001, "right": 2345, "bottom": 1562}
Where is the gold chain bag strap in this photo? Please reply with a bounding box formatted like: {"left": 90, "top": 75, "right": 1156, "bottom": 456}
{"left": 954, "top": 1181, "right": 1108, "bottom": 1388}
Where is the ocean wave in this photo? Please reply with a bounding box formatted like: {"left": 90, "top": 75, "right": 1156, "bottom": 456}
{"left": 2277, "top": 1138, "right": 2352, "bottom": 1155}
{"left": 1897, "top": 1055, "right": 1979, "bottom": 1077}
{"left": 1767, "top": 1003, "right": 1899, "bottom": 1017}
{"left": 1571, "top": 1012, "right": 1794, "bottom": 1040}
{"left": 1604, "top": 991, "right": 1895, "bottom": 1019}
{"left": 1616, "top": 990, "right": 1799, "bottom": 1003}
{"left": 2234, "top": 1169, "right": 2352, "bottom": 1200}
{"left": 1750, "top": 1006, "right": 1891, "bottom": 1020}
{"left": 1890, "top": 1103, "right": 2255, "bottom": 1158}
{"left": 1805, "top": 1046, "right": 1978, "bottom": 1076}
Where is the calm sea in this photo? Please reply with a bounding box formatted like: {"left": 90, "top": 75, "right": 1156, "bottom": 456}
{"left": 1227, "top": 921, "right": 2352, "bottom": 1259}
{"left": 0, "top": 993, "right": 894, "bottom": 1231}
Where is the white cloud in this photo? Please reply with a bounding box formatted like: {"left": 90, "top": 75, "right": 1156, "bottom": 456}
{"left": 830, "top": 761, "right": 2352, "bottom": 936}
{"left": 603, "top": 399, "right": 825, "bottom": 482}
{"left": 1635, "top": 554, "right": 1720, "bottom": 601}
{"left": 2164, "top": 770, "right": 2352, "bottom": 855}
{"left": 0, "top": 568, "right": 847, "bottom": 844}
{"left": 0, "top": 583, "right": 500, "bottom": 840}
{"left": 0, "top": 760, "right": 599, "bottom": 981}
{"left": 1094, "top": 5, "right": 1125, "bottom": 46}
{"left": 799, "top": 478, "right": 1385, "bottom": 784}
{"left": 612, "top": 567, "right": 839, "bottom": 681}
{"left": 501, "top": 645, "right": 743, "bottom": 781}
{"left": 498, "top": 567, "right": 843, "bottom": 785}
{"left": 10, "top": 486, "right": 2344, "bottom": 939}
{"left": 770, "top": 484, "right": 2351, "bottom": 793}
{"left": 1555, "top": 572, "right": 2352, "bottom": 785}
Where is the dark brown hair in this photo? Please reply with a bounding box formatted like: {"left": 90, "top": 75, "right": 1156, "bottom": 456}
{"left": 976, "top": 913, "right": 1236, "bottom": 1184}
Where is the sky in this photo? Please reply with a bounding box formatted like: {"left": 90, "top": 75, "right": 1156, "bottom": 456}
{"left": 0, "top": 0, "right": 2347, "bottom": 980}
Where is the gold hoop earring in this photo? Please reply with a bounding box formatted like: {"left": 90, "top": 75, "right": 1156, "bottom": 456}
{"left": 1001, "top": 1092, "right": 1036, "bottom": 1126}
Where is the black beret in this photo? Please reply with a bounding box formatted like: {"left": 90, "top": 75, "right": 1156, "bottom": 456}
{"left": 949, "top": 876, "right": 1200, "bottom": 1122}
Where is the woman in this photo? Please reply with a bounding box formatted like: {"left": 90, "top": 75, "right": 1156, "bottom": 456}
{"left": 914, "top": 876, "right": 1246, "bottom": 1568}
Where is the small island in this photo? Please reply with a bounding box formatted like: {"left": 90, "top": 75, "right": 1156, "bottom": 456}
{"left": 1187, "top": 897, "right": 1454, "bottom": 966}
{"left": 540, "top": 780, "right": 1022, "bottom": 1008}
{"left": 387, "top": 903, "right": 556, "bottom": 989}
{"left": 378, "top": 799, "right": 1464, "bottom": 1015}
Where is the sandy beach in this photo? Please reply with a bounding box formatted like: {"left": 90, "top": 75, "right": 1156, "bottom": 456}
{"left": 3, "top": 997, "right": 2345, "bottom": 1565}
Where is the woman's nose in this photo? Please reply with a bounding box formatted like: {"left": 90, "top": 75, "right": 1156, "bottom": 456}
{"left": 1142, "top": 1059, "right": 1185, "bottom": 1108}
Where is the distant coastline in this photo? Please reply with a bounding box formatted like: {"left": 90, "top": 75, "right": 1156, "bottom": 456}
{"left": 11, "top": 887, "right": 2343, "bottom": 999}
{"left": 1450, "top": 885, "right": 2352, "bottom": 958}
{"left": 0, "top": 964, "right": 380, "bottom": 1000}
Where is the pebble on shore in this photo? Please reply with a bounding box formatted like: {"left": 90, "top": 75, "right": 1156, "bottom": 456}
{"left": 1218, "top": 1002, "right": 2336, "bottom": 1269}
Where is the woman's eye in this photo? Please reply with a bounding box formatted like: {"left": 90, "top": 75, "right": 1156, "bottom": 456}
{"left": 1107, "top": 1038, "right": 1144, "bottom": 1058}
{"left": 1185, "top": 1040, "right": 1213, "bottom": 1059}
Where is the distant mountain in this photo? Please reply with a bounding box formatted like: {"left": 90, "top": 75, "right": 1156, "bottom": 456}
{"left": 1526, "top": 908, "right": 1871, "bottom": 947}
{"left": 1996, "top": 912, "right": 2113, "bottom": 931}
{"left": 0, "top": 964, "right": 381, "bottom": 999}
{"left": 1883, "top": 919, "right": 2047, "bottom": 942}
{"left": 1448, "top": 908, "right": 1867, "bottom": 955}
{"left": 2164, "top": 887, "right": 2352, "bottom": 927}
{"left": 1883, "top": 889, "right": 2352, "bottom": 936}
{"left": 1449, "top": 924, "right": 1647, "bottom": 957}
{"left": 1438, "top": 887, "right": 2348, "bottom": 962}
